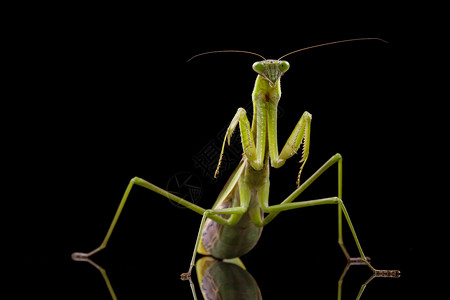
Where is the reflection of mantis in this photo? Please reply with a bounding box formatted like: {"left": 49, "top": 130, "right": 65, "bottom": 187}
{"left": 73, "top": 38, "right": 400, "bottom": 288}
{"left": 72, "top": 254, "right": 394, "bottom": 300}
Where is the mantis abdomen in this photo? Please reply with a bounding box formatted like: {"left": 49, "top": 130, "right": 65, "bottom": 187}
{"left": 199, "top": 186, "right": 264, "bottom": 259}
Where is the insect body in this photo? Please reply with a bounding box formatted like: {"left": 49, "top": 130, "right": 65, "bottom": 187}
{"left": 72, "top": 39, "right": 400, "bottom": 293}
{"left": 197, "top": 58, "right": 307, "bottom": 260}
{"left": 199, "top": 158, "right": 265, "bottom": 259}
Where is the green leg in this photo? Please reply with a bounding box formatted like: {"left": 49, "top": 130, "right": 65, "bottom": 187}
{"left": 181, "top": 212, "right": 209, "bottom": 281}
{"left": 265, "top": 197, "right": 378, "bottom": 271}
{"left": 268, "top": 109, "right": 312, "bottom": 187}
{"left": 262, "top": 154, "right": 342, "bottom": 224}
{"left": 262, "top": 154, "right": 354, "bottom": 257}
{"left": 72, "top": 177, "right": 210, "bottom": 259}
{"left": 259, "top": 154, "right": 399, "bottom": 275}
{"left": 215, "top": 107, "right": 260, "bottom": 177}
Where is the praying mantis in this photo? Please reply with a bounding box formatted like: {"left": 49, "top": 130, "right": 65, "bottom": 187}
{"left": 72, "top": 38, "right": 400, "bottom": 295}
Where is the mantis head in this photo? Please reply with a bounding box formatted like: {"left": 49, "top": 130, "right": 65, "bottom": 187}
{"left": 252, "top": 60, "right": 290, "bottom": 87}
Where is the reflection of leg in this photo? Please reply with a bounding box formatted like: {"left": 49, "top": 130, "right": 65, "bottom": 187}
{"left": 337, "top": 262, "right": 351, "bottom": 300}
{"left": 338, "top": 260, "right": 400, "bottom": 300}
{"left": 71, "top": 255, "right": 117, "bottom": 300}
{"left": 338, "top": 261, "right": 375, "bottom": 300}
{"left": 355, "top": 270, "right": 400, "bottom": 300}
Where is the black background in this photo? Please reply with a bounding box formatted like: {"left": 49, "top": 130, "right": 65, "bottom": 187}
{"left": 8, "top": 2, "right": 434, "bottom": 299}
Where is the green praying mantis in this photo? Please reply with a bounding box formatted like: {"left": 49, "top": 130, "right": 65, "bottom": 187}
{"left": 72, "top": 38, "right": 400, "bottom": 296}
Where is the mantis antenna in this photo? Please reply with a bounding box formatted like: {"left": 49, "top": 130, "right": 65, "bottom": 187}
{"left": 187, "top": 50, "right": 266, "bottom": 62}
{"left": 278, "top": 37, "right": 388, "bottom": 60}
{"left": 187, "top": 38, "right": 387, "bottom": 63}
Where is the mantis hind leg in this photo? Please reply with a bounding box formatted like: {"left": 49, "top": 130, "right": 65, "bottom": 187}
{"left": 72, "top": 177, "right": 208, "bottom": 259}
{"left": 259, "top": 154, "right": 400, "bottom": 276}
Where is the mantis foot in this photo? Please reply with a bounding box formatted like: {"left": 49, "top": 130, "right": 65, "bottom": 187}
{"left": 71, "top": 252, "right": 90, "bottom": 261}
{"left": 180, "top": 272, "right": 191, "bottom": 281}
{"left": 348, "top": 257, "right": 400, "bottom": 278}
{"left": 374, "top": 269, "right": 401, "bottom": 278}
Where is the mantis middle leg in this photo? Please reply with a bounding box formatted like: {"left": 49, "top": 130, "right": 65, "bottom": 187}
{"left": 263, "top": 153, "right": 351, "bottom": 258}
{"left": 265, "top": 194, "right": 400, "bottom": 276}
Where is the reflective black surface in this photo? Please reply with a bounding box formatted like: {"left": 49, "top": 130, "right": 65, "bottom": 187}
{"left": 70, "top": 254, "right": 404, "bottom": 300}
{"left": 11, "top": 2, "right": 428, "bottom": 299}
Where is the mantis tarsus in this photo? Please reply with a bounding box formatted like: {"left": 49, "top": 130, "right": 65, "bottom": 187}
{"left": 73, "top": 38, "right": 400, "bottom": 296}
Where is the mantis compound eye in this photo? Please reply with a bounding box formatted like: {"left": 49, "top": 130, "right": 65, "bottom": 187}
{"left": 279, "top": 61, "right": 290, "bottom": 72}
{"left": 252, "top": 61, "right": 266, "bottom": 74}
